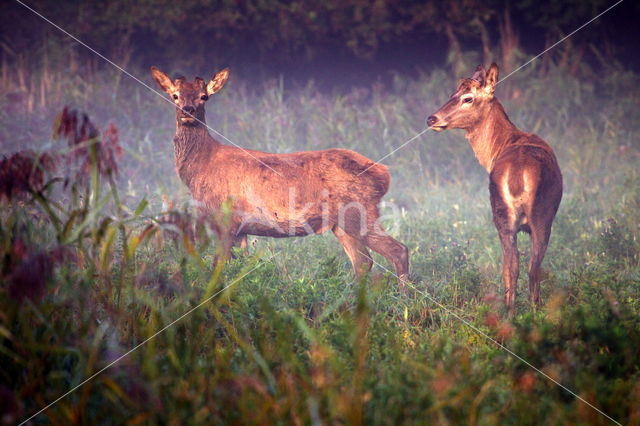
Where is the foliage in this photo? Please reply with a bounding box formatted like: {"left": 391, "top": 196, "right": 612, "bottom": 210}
{"left": 1, "top": 61, "right": 639, "bottom": 424}
{"left": 2, "top": 0, "right": 636, "bottom": 82}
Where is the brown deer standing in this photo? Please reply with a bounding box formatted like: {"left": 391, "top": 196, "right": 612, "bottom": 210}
{"left": 151, "top": 66, "right": 409, "bottom": 286}
{"left": 427, "top": 63, "right": 562, "bottom": 310}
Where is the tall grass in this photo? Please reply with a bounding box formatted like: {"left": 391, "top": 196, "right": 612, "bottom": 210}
{"left": 1, "top": 63, "right": 639, "bottom": 424}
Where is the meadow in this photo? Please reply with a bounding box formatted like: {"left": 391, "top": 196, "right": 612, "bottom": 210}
{"left": 1, "top": 61, "right": 639, "bottom": 425}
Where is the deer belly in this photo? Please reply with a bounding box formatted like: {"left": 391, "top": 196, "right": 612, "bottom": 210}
{"left": 235, "top": 205, "right": 331, "bottom": 237}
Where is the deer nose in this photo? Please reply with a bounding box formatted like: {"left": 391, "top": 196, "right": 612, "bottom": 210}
{"left": 427, "top": 115, "right": 438, "bottom": 127}
{"left": 183, "top": 106, "right": 196, "bottom": 115}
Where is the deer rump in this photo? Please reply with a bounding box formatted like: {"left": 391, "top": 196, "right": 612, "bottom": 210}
{"left": 188, "top": 145, "right": 390, "bottom": 238}
{"left": 489, "top": 137, "right": 562, "bottom": 234}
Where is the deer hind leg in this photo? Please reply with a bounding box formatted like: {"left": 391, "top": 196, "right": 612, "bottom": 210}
{"left": 338, "top": 206, "right": 408, "bottom": 287}
{"left": 332, "top": 225, "right": 372, "bottom": 280}
{"left": 527, "top": 221, "right": 552, "bottom": 307}
{"left": 498, "top": 231, "right": 519, "bottom": 310}
{"left": 491, "top": 176, "right": 522, "bottom": 311}
{"left": 364, "top": 228, "right": 409, "bottom": 287}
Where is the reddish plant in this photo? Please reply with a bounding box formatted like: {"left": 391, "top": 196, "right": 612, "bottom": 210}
{"left": 0, "top": 151, "right": 56, "bottom": 202}
{"left": 4, "top": 240, "right": 71, "bottom": 305}
{"left": 518, "top": 371, "right": 537, "bottom": 392}
{"left": 100, "top": 122, "right": 123, "bottom": 177}
{"left": 7, "top": 251, "right": 54, "bottom": 304}
{"left": 54, "top": 107, "right": 123, "bottom": 181}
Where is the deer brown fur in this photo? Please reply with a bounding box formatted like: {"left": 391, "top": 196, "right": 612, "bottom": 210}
{"left": 427, "top": 63, "right": 562, "bottom": 310}
{"left": 151, "top": 66, "right": 409, "bottom": 285}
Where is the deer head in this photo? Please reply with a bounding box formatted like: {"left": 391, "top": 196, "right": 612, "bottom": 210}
{"left": 427, "top": 63, "right": 499, "bottom": 131}
{"left": 151, "top": 67, "right": 229, "bottom": 126}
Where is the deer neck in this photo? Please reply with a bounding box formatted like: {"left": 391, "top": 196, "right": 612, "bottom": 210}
{"left": 465, "top": 100, "right": 521, "bottom": 173}
{"left": 173, "top": 121, "right": 218, "bottom": 188}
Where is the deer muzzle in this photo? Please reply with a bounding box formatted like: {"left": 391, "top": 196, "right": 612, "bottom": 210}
{"left": 427, "top": 115, "right": 447, "bottom": 131}
{"left": 180, "top": 106, "right": 197, "bottom": 124}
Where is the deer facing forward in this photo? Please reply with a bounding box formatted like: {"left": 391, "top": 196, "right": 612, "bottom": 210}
{"left": 427, "top": 63, "right": 562, "bottom": 310}
{"left": 151, "top": 66, "right": 409, "bottom": 285}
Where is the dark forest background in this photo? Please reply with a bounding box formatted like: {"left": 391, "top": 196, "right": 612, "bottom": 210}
{"left": 2, "top": 0, "right": 639, "bottom": 95}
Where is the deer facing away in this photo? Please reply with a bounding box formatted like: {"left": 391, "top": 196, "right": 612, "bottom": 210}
{"left": 151, "top": 66, "right": 409, "bottom": 285}
{"left": 427, "top": 63, "right": 562, "bottom": 310}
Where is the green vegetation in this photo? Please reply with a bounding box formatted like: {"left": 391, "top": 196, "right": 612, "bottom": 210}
{"left": 1, "top": 62, "right": 639, "bottom": 424}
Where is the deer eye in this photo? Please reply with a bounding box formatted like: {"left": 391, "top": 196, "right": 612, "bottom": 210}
{"left": 172, "top": 94, "right": 178, "bottom": 100}
{"left": 462, "top": 97, "right": 473, "bottom": 104}
{"left": 200, "top": 94, "right": 208, "bottom": 101}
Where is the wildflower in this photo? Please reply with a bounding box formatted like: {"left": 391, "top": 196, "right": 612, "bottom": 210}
{"left": 431, "top": 372, "right": 454, "bottom": 396}
{"left": 484, "top": 312, "right": 499, "bottom": 328}
{"left": 496, "top": 321, "right": 515, "bottom": 341}
{"left": 518, "top": 371, "right": 536, "bottom": 392}
{"left": 481, "top": 291, "right": 501, "bottom": 311}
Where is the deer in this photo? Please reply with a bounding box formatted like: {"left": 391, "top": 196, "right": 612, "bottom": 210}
{"left": 150, "top": 66, "right": 409, "bottom": 287}
{"left": 427, "top": 63, "right": 562, "bottom": 311}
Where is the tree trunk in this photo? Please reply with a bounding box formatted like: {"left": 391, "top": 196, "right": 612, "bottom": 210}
{"left": 499, "top": 6, "right": 519, "bottom": 75}
{"left": 499, "top": 6, "right": 519, "bottom": 97}
{"left": 445, "top": 22, "right": 464, "bottom": 76}
{"left": 475, "top": 18, "right": 492, "bottom": 66}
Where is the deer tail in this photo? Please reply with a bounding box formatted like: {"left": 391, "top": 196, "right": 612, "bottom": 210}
{"left": 365, "top": 162, "right": 391, "bottom": 198}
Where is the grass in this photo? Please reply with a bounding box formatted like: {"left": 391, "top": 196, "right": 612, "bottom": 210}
{"left": 1, "top": 62, "right": 639, "bottom": 425}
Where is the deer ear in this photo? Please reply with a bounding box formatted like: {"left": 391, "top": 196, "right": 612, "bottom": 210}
{"left": 150, "top": 66, "right": 175, "bottom": 94}
{"left": 207, "top": 68, "right": 229, "bottom": 96}
{"left": 471, "top": 65, "right": 486, "bottom": 84}
{"left": 485, "top": 63, "right": 499, "bottom": 93}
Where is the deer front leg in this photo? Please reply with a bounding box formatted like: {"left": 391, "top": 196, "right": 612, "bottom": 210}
{"left": 232, "top": 234, "right": 248, "bottom": 258}
{"left": 211, "top": 227, "right": 243, "bottom": 268}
